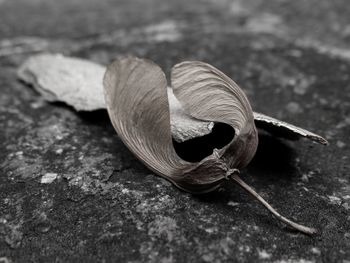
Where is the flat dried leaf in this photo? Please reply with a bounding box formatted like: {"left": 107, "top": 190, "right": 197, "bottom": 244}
{"left": 18, "top": 53, "right": 106, "bottom": 111}
{"left": 168, "top": 87, "right": 214, "bottom": 142}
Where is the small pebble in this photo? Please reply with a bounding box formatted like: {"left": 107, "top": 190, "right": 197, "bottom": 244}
{"left": 55, "top": 148, "right": 63, "bottom": 154}
{"left": 227, "top": 201, "right": 240, "bottom": 207}
{"left": 41, "top": 173, "right": 58, "bottom": 184}
{"left": 301, "top": 174, "right": 310, "bottom": 183}
{"left": 258, "top": 249, "right": 272, "bottom": 259}
{"left": 310, "top": 247, "right": 321, "bottom": 255}
{"left": 204, "top": 227, "right": 217, "bottom": 234}
{"left": 30, "top": 100, "right": 45, "bottom": 109}
{"left": 328, "top": 195, "right": 342, "bottom": 205}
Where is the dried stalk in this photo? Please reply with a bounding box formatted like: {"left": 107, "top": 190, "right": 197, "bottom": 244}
{"left": 231, "top": 173, "right": 317, "bottom": 235}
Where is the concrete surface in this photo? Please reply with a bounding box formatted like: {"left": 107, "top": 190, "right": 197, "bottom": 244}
{"left": 0, "top": 0, "right": 350, "bottom": 262}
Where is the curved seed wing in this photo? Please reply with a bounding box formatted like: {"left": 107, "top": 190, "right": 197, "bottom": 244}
{"left": 103, "top": 57, "right": 230, "bottom": 193}
{"left": 103, "top": 57, "right": 187, "bottom": 177}
{"left": 171, "top": 61, "right": 258, "bottom": 169}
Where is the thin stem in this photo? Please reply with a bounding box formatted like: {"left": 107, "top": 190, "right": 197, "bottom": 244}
{"left": 231, "top": 173, "right": 317, "bottom": 235}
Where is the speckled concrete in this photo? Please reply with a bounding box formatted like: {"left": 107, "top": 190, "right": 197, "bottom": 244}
{"left": 0, "top": 0, "right": 350, "bottom": 262}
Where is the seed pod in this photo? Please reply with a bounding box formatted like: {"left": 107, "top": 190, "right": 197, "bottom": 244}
{"left": 103, "top": 56, "right": 318, "bottom": 235}
{"left": 103, "top": 57, "right": 257, "bottom": 193}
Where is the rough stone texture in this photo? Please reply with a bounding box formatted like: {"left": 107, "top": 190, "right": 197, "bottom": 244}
{"left": 0, "top": 0, "right": 349, "bottom": 262}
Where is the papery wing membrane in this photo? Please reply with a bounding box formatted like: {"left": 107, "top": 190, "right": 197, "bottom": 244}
{"left": 103, "top": 57, "right": 234, "bottom": 193}
{"left": 171, "top": 61, "right": 258, "bottom": 169}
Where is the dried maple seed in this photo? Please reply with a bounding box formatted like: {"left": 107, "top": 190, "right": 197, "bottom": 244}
{"left": 103, "top": 56, "right": 321, "bottom": 235}
{"left": 18, "top": 53, "right": 328, "bottom": 145}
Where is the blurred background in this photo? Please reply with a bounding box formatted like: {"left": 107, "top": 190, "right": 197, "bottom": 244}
{"left": 1, "top": 0, "right": 350, "bottom": 120}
